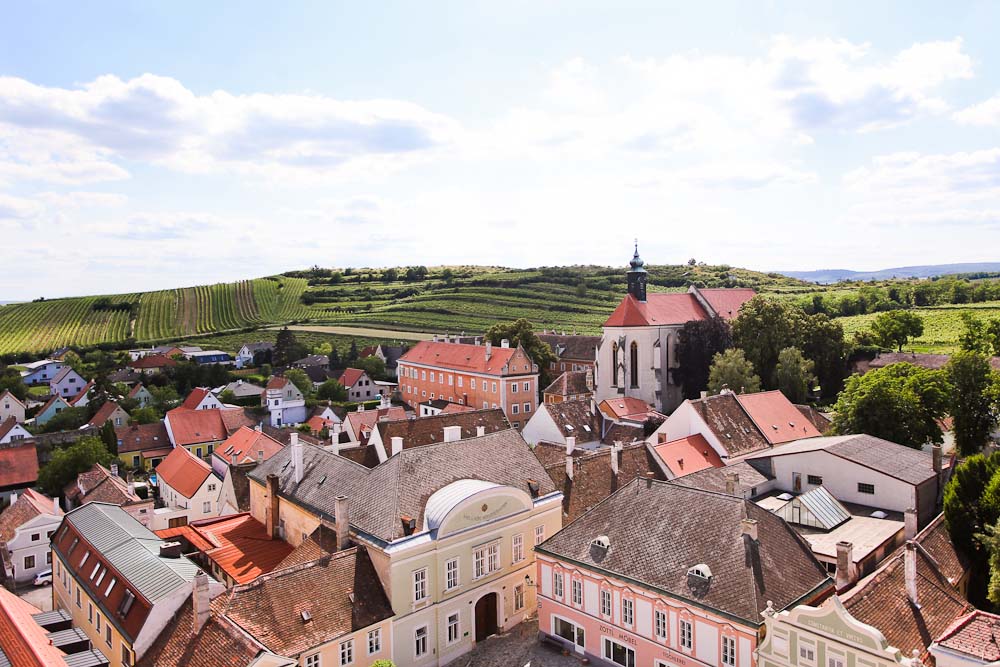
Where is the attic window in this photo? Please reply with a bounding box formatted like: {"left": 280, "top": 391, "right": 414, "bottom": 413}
{"left": 771, "top": 425, "right": 779, "bottom": 430}
{"left": 591, "top": 535, "right": 610, "bottom": 551}
{"left": 527, "top": 479, "right": 540, "bottom": 498}
{"left": 583, "top": 425, "right": 591, "bottom": 432}
{"left": 119, "top": 590, "right": 135, "bottom": 617}
{"left": 317, "top": 475, "right": 327, "bottom": 486}
{"left": 564, "top": 425, "right": 574, "bottom": 431}
{"left": 687, "top": 564, "right": 712, "bottom": 580}
{"left": 301, "top": 610, "right": 312, "bottom": 623}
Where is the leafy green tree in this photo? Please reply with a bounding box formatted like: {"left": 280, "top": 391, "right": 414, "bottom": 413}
{"left": 317, "top": 379, "right": 348, "bottom": 402}
{"left": 947, "top": 351, "right": 999, "bottom": 456}
{"left": 37, "top": 437, "right": 115, "bottom": 495}
{"left": 0, "top": 367, "right": 28, "bottom": 401}
{"left": 328, "top": 346, "right": 342, "bottom": 371}
{"left": 148, "top": 385, "right": 180, "bottom": 411}
{"left": 675, "top": 317, "right": 733, "bottom": 400}
{"left": 798, "top": 314, "right": 849, "bottom": 399}
{"left": 274, "top": 327, "right": 308, "bottom": 367}
{"left": 977, "top": 518, "right": 1000, "bottom": 606}
{"left": 354, "top": 355, "right": 386, "bottom": 381}
{"left": 731, "top": 296, "right": 800, "bottom": 388}
{"left": 39, "top": 407, "right": 89, "bottom": 433}
{"left": 775, "top": 347, "right": 815, "bottom": 404}
{"left": 831, "top": 362, "right": 951, "bottom": 449}
{"left": 284, "top": 368, "right": 313, "bottom": 397}
{"left": 870, "top": 310, "right": 924, "bottom": 352}
{"left": 369, "top": 661, "right": 396, "bottom": 667}
{"left": 346, "top": 340, "right": 359, "bottom": 365}
{"left": 129, "top": 406, "right": 160, "bottom": 424}
{"left": 945, "top": 451, "right": 1000, "bottom": 556}
{"left": 382, "top": 268, "right": 399, "bottom": 283}
{"left": 960, "top": 312, "right": 994, "bottom": 354}
{"left": 707, "top": 349, "right": 761, "bottom": 395}
{"left": 99, "top": 420, "right": 118, "bottom": 455}
{"left": 485, "top": 318, "right": 558, "bottom": 390}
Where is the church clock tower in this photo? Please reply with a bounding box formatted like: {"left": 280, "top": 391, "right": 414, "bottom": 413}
{"left": 626, "top": 243, "right": 647, "bottom": 302}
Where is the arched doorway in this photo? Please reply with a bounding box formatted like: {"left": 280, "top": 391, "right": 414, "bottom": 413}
{"left": 474, "top": 592, "right": 499, "bottom": 642}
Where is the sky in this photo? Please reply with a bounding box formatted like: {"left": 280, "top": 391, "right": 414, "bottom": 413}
{"left": 2, "top": 1, "right": 1000, "bottom": 300}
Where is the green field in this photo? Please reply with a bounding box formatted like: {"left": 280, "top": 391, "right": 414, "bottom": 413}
{"left": 836, "top": 303, "right": 1000, "bottom": 353}
{"left": 0, "top": 264, "right": 804, "bottom": 356}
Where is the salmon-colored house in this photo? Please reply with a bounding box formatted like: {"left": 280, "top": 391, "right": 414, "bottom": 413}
{"left": 535, "top": 478, "right": 833, "bottom": 667}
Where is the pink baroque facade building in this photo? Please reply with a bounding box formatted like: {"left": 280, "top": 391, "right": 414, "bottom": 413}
{"left": 535, "top": 478, "right": 834, "bottom": 667}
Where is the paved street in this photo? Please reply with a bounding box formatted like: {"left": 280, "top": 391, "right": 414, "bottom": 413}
{"left": 447, "top": 620, "right": 585, "bottom": 667}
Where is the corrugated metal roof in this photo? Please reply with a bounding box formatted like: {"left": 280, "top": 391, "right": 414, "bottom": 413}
{"left": 63, "top": 649, "right": 110, "bottom": 667}
{"left": 65, "top": 503, "right": 204, "bottom": 602}
{"left": 424, "top": 479, "right": 501, "bottom": 531}
{"left": 794, "top": 486, "right": 851, "bottom": 530}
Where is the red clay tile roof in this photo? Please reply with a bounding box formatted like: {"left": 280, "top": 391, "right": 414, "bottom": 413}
{"left": 85, "top": 400, "right": 126, "bottom": 428}
{"left": 796, "top": 404, "right": 832, "bottom": 433}
{"left": 338, "top": 368, "right": 365, "bottom": 388}
{"left": 598, "top": 397, "right": 653, "bottom": 421}
{"left": 156, "top": 446, "right": 214, "bottom": 498}
{"left": 345, "top": 406, "right": 407, "bottom": 443}
{"left": 653, "top": 434, "right": 725, "bottom": 477}
{"left": 217, "top": 427, "right": 284, "bottom": 465}
{"left": 166, "top": 408, "right": 228, "bottom": 446}
{"left": 181, "top": 387, "right": 213, "bottom": 410}
{"left": 0, "top": 444, "right": 38, "bottom": 489}
{"left": 136, "top": 596, "right": 264, "bottom": 667}
{"left": 116, "top": 422, "right": 170, "bottom": 454}
{"left": 689, "top": 393, "right": 771, "bottom": 457}
{"left": 130, "top": 354, "right": 177, "bottom": 369}
{"left": 697, "top": 288, "right": 757, "bottom": 320}
{"left": 305, "top": 415, "right": 336, "bottom": 432}
{"left": 0, "top": 586, "right": 69, "bottom": 667}
{"left": 218, "top": 546, "right": 393, "bottom": 657}
{"left": 935, "top": 610, "right": 1000, "bottom": 662}
{"left": 440, "top": 402, "right": 475, "bottom": 414}
{"left": 220, "top": 408, "right": 257, "bottom": 435}
{"left": 360, "top": 345, "right": 378, "bottom": 357}
{"left": 265, "top": 376, "right": 288, "bottom": 390}
{"left": 0, "top": 416, "right": 25, "bottom": 442}
{"left": 604, "top": 293, "right": 707, "bottom": 327}
{"left": 68, "top": 380, "right": 94, "bottom": 406}
{"left": 544, "top": 371, "right": 592, "bottom": 397}
{"left": 735, "top": 391, "right": 821, "bottom": 445}
{"left": 128, "top": 383, "right": 147, "bottom": 398}
{"left": 917, "top": 514, "right": 971, "bottom": 589}
{"left": 189, "top": 514, "right": 294, "bottom": 584}
{"left": 0, "top": 488, "right": 59, "bottom": 542}
{"left": 399, "top": 340, "right": 523, "bottom": 376}
{"left": 154, "top": 525, "right": 215, "bottom": 553}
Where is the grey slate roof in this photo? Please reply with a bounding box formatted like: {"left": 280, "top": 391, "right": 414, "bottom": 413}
{"left": 538, "top": 479, "right": 832, "bottom": 626}
{"left": 249, "top": 429, "right": 557, "bottom": 542}
{"left": 538, "top": 334, "right": 600, "bottom": 362}
{"left": 63, "top": 502, "right": 203, "bottom": 602}
{"left": 751, "top": 434, "right": 938, "bottom": 485}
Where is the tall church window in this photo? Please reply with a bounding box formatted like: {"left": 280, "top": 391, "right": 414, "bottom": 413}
{"left": 630, "top": 342, "right": 639, "bottom": 388}
{"left": 611, "top": 342, "right": 619, "bottom": 387}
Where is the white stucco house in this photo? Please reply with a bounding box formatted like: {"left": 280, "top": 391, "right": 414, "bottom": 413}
{"left": 152, "top": 445, "right": 222, "bottom": 530}
{"left": 0, "top": 488, "right": 63, "bottom": 584}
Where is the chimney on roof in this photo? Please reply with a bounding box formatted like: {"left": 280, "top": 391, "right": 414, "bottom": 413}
{"left": 700, "top": 390, "right": 708, "bottom": 400}
{"left": 904, "top": 507, "right": 918, "bottom": 541}
{"left": 192, "top": 571, "right": 211, "bottom": 637}
{"left": 291, "top": 432, "right": 303, "bottom": 484}
{"left": 566, "top": 454, "right": 574, "bottom": 481}
{"left": 501, "top": 339, "right": 510, "bottom": 349}
{"left": 835, "top": 541, "right": 855, "bottom": 592}
{"left": 566, "top": 436, "right": 576, "bottom": 456}
{"left": 585, "top": 367, "right": 594, "bottom": 391}
{"left": 53, "top": 496, "right": 60, "bottom": 514}
{"left": 231, "top": 454, "right": 237, "bottom": 465}
{"left": 357, "top": 403, "right": 364, "bottom": 412}
{"left": 335, "top": 495, "right": 350, "bottom": 550}
{"left": 443, "top": 425, "right": 462, "bottom": 443}
{"left": 905, "top": 541, "right": 919, "bottom": 607}
{"left": 110, "top": 463, "right": 119, "bottom": 477}
{"left": 485, "top": 341, "right": 492, "bottom": 361}
{"left": 380, "top": 393, "right": 390, "bottom": 409}
{"left": 255, "top": 423, "right": 261, "bottom": 432}
{"left": 159, "top": 541, "right": 182, "bottom": 558}
{"left": 391, "top": 436, "right": 403, "bottom": 457}
{"left": 611, "top": 441, "right": 620, "bottom": 475}
{"left": 266, "top": 474, "right": 280, "bottom": 540}
{"left": 401, "top": 514, "right": 416, "bottom": 536}
{"left": 476, "top": 425, "right": 485, "bottom": 437}
{"left": 725, "top": 472, "right": 739, "bottom": 496}
{"left": 740, "top": 518, "right": 758, "bottom": 542}
{"left": 932, "top": 444, "right": 942, "bottom": 474}
{"left": 126, "top": 471, "right": 135, "bottom": 495}
{"left": 333, "top": 422, "right": 342, "bottom": 435}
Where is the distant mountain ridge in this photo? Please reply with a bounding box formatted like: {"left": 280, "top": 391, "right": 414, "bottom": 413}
{"left": 779, "top": 262, "right": 1000, "bottom": 284}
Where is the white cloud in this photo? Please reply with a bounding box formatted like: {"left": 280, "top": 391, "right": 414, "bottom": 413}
{"left": 953, "top": 93, "right": 1000, "bottom": 126}
{"left": 0, "top": 192, "right": 43, "bottom": 221}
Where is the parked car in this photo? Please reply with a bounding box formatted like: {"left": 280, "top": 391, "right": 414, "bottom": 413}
{"left": 32, "top": 569, "right": 52, "bottom": 586}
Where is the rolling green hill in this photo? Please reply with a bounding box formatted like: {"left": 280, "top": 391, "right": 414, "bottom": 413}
{"left": 0, "top": 264, "right": 805, "bottom": 356}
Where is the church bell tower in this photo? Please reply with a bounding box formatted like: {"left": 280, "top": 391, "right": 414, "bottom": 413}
{"left": 626, "top": 242, "right": 647, "bottom": 302}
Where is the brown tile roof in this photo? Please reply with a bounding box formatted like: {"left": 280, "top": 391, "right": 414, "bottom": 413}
{"left": 668, "top": 460, "right": 774, "bottom": 496}
{"left": 345, "top": 406, "right": 407, "bottom": 444}
{"left": 266, "top": 376, "right": 288, "bottom": 390}
{"left": 220, "top": 408, "right": 258, "bottom": 435}
{"left": 533, "top": 441, "right": 588, "bottom": 467}
{"left": 539, "top": 400, "right": 601, "bottom": 441}
{"left": 64, "top": 462, "right": 113, "bottom": 502}
{"left": 216, "top": 427, "right": 284, "bottom": 465}
{"left": 0, "top": 586, "right": 70, "bottom": 667}
{"left": 735, "top": 391, "right": 821, "bottom": 445}
{"left": 0, "top": 416, "right": 26, "bottom": 442}
{"left": 0, "top": 488, "right": 59, "bottom": 542}
{"left": 543, "top": 442, "right": 666, "bottom": 522}
{"left": 539, "top": 479, "right": 833, "bottom": 626}
{"left": 841, "top": 545, "right": 972, "bottom": 659}
{"left": 156, "top": 446, "right": 214, "bottom": 498}
{"left": 689, "top": 393, "right": 771, "bottom": 457}
{"left": 130, "top": 354, "right": 177, "bottom": 369}
{"left": 80, "top": 472, "right": 147, "bottom": 507}
{"left": 934, "top": 610, "right": 1000, "bottom": 662}
{"left": 274, "top": 524, "right": 339, "bottom": 571}
{"left": 598, "top": 397, "right": 653, "bottom": 421}
{"left": 219, "top": 547, "right": 393, "bottom": 657}
{"left": 0, "top": 443, "right": 38, "bottom": 490}
{"left": 136, "top": 596, "right": 265, "bottom": 667}
{"left": 917, "top": 514, "right": 971, "bottom": 589}
{"left": 249, "top": 428, "right": 557, "bottom": 542}
{"left": 374, "top": 408, "right": 509, "bottom": 452}
{"left": 116, "top": 422, "right": 170, "bottom": 454}
{"left": 537, "top": 333, "right": 600, "bottom": 362}
{"left": 335, "top": 444, "right": 382, "bottom": 469}
{"left": 795, "top": 404, "right": 832, "bottom": 433}
{"left": 224, "top": 463, "right": 257, "bottom": 513}
{"left": 189, "top": 514, "right": 294, "bottom": 585}
{"left": 85, "top": 400, "right": 127, "bottom": 428}
{"left": 543, "top": 371, "right": 592, "bottom": 397}
{"left": 601, "top": 422, "right": 646, "bottom": 446}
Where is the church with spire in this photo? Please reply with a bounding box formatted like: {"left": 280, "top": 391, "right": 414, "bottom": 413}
{"left": 594, "top": 245, "right": 757, "bottom": 413}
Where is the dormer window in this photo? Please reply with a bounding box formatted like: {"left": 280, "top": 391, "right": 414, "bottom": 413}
{"left": 687, "top": 563, "right": 712, "bottom": 580}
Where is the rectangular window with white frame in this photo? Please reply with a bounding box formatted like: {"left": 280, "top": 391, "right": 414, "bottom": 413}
{"left": 722, "top": 636, "right": 736, "bottom": 667}
{"left": 680, "top": 619, "right": 693, "bottom": 649}
{"left": 554, "top": 571, "right": 564, "bottom": 598}
{"left": 603, "top": 638, "right": 636, "bottom": 667}
{"left": 339, "top": 639, "right": 354, "bottom": 666}
{"left": 415, "top": 626, "right": 428, "bottom": 657}
{"left": 413, "top": 568, "right": 428, "bottom": 603}
{"left": 523, "top": 402, "right": 531, "bottom": 413}
{"left": 446, "top": 558, "right": 459, "bottom": 591}
{"left": 534, "top": 524, "right": 544, "bottom": 545}
{"left": 367, "top": 628, "right": 381, "bottom": 655}
{"left": 621, "top": 597, "right": 633, "bottom": 625}
{"left": 600, "top": 589, "right": 611, "bottom": 617}
{"left": 473, "top": 541, "right": 500, "bottom": 578}
{"left": 305, "top": 654, "right": 320, "bottom": 667}
{"left": 512, "top": 533, "right": 524, "bottom": 563}
{"left": 514, "top": 584, "right": 525, "bottom": 611}
{"left": 655, "top": 609, "right": 667, "bottom": 641}
{"left": 572, "top": 579, "right": 583, "bottom": 606}
{"left": 447, "top": 612, "right": 460, "bottom": 644}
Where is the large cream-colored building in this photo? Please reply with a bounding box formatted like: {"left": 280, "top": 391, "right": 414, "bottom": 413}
{"left": 247, "top": 428, "right": 562, "bottom": 666}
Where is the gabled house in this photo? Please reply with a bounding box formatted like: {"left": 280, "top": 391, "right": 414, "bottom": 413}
{"left": 153, "top": 446, "right": 221, "bottom": 530}
{"left": 127, "top": 383, "right": 154, "bottom": 408}
{"left": 930, "top": 610, "right": 1000, "bottom": 667}
{"left": 0, "top": 442, "right": 38, "bottom": 505}
{"left": 360, "top": 343, "right": 410, "bottom": 377}
{"left": 116, "top": 422, "right": 172, "bottom": 470}
{"left": 0, "top": 390, "right": 26, "bottom": 424}
{"left": 293, "top": 354, "right": 330, "bottom": 370}
{"left": 262, "top": 377, "right": 306, "bottom": 428}
{"left": 19, "top": 359, "right": 66, "bottom": 385}
{"left": 234, "top": 341, "right": 274, "bottom": 369}
{"left": 338, "top": 368, "right": 374, "bottom": 402}
{"left": 521, "top": 399, "right": 602, "bottom": 448}
{"left": 164, "top": 408, "right": 230, "bottom": 458}
{"left": 84, "top": 401, "right": 129, "bottom": 429}
{"left": 49, "top": 366, "right": 86, "bottom": 399}
{"left": 543, "top": 370, "right": 594, "bottom": 404}
{"left": 63, "top": 463, "right": 154, "bottom": 526}
{"left": 213, "top": 379, "right": 265, "bottom": 402}
{"left": 180, "top": 387, "right": 223, "bottom": 411}
{"left": 210, "top": 426, "right": 284, "bottom": 478}
{"left": 128, "top": 354, "right": 178, "bottom": 373}
{"left": 0, "top": 416, "right": 32, "bottom": 445}
{"left": 33, "top": 394, "right": 72, "bottom": 427}
{"left": 343, "top": 403, "right": 407, "bottom": 444}
{"left": 537, "top": 333, "right": 600, "bottom": 375}
{"left": 0, "top": 488, "right": 62, "bottom": 584}
{"left": 67, "top": 380, "right": 94, "bottom": 407}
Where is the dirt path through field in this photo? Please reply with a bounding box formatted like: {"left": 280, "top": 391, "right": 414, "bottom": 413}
{"left": 266, "top": 324, "right": 437, "bottom": 340}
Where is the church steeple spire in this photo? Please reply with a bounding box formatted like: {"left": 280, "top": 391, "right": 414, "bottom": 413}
{"left": 626, "top": 241, "right": 647, "bottom": 302}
